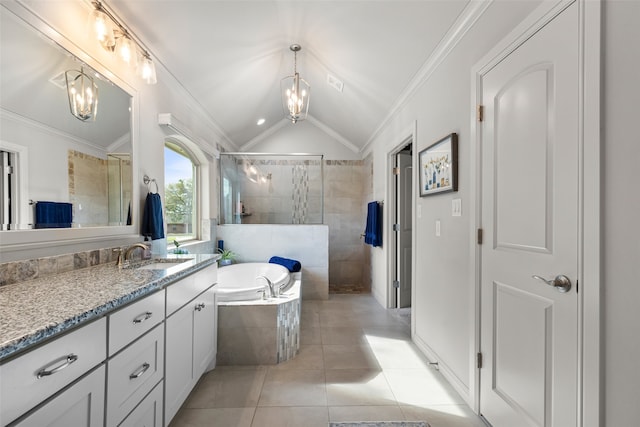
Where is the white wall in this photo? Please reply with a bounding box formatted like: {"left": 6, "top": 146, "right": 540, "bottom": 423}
{"left": 216, "top": 224, "right": 329, "bottom": 300}
{"left": 245, "top": 119, "right": 360, "bottom": 160}
{"left": 364, "top": 0, "right": 541, "bottom": 402}
{"left": 602, "top": 1, "right": 640, "bottom": 425}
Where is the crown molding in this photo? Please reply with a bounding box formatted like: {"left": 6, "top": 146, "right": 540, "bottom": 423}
{"left": 361, "top": 0, "right": 494, "bottom": 154}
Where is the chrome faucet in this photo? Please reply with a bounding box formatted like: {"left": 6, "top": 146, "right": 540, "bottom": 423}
{"left": 256, "top": 275, "right": 277, "bottom": 298}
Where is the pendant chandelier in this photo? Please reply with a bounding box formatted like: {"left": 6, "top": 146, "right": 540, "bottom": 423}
{"left": 65, "top": 67, "right": 99, "bottom": 121}
{"left": 281, "top": 44, "right": 310, "bottom": 123}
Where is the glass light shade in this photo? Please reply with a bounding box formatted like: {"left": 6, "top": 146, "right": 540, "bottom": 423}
{"left": 115, "top": 34, "right": 137, "bottom": 68}
{"left": 137, "top": 54, "right": 157, "bottom": 84}
{"left": 65, "top": 68, "right": 99, "bottom": 121}
{"left": 88, "top": 9, "right": 115, "bottom": 49}
{"left": 281, "top": 73, "right": 310, "bottom": 123}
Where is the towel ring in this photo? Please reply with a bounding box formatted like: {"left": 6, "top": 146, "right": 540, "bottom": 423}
{"left": 143, "top": 175, "right": 159, "bottom": 193}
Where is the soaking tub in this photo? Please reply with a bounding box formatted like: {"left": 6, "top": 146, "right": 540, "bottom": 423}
{"left": 214, "top": 262, "right": 301, "bottom": 365}
{"left": 216, "top": 262, "right": 292, "bottom": 302}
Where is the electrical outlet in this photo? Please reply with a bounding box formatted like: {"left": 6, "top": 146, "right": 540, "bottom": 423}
{"left": 435, "top": 220, "right": 441, "bottom": 237}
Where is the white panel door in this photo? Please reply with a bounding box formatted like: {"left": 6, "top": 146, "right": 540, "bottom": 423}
{"left": 480, "top": 3, "right": 579, "bottom": 427}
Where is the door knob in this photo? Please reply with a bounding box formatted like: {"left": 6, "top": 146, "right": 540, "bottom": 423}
{"left": 532, "top": 274, "right": 572, "bottom": 293}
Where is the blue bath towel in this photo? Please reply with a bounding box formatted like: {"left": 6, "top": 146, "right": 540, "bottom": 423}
{"left": 141, "top": 192, "right": 165, "bottom": 241}
{"left": 364, "top": 201, "right": 382, "bottom": 247}
{"left": 34, "top": 201, "right": 72, "bottom": 228}
{"left": 269, "top": 256, "right": 301, "bottom": 272}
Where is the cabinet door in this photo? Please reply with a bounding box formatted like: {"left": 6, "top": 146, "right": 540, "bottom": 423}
{"left": 193, "top": 287, "right": 217, "bottom": 379}
{"left": 12, "top": 366, "right": 105, "bottom": 427}
{"left": 164, "top": 302, "right": 194, "bottom": 426}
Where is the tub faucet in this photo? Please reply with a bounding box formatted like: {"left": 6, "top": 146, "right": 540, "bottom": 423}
{"left": 256, "top": 275, "right": 277, "bottom": 298}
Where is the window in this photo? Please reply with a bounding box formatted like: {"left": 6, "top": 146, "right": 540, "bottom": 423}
{"left": 164, "top": 141, "right": 198, "bottom": 244}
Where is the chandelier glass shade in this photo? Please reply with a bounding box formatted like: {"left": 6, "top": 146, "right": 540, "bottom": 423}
{"left": 281, "top": 44, "right": 310, "bottom": 123}
{"left": 65, "top": 67, "right": 99, "bottom": 122}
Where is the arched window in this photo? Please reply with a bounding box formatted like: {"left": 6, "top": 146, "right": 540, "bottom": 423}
{"left": 164, "top": 140, "right": 198, "bottom": 244}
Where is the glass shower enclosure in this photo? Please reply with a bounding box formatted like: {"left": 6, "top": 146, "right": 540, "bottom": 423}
{"left": 219, "top": 153, "right": 323, "bottom": 225}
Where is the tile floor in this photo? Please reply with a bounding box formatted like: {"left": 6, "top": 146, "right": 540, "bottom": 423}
{"left": 170, "top": 294, "right": 487, "bottom": 427}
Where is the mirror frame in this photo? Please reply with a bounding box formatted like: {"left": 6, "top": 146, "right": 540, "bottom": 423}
{"left": 0, "top": 1, "right": 140, "bottom": 253}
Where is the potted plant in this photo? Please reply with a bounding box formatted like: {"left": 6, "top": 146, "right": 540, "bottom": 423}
{"left": 217, "top": 248, "right": 237, "bottom": 266}
{"left": 172, "top": 240, "right": 189, "bottom": 254}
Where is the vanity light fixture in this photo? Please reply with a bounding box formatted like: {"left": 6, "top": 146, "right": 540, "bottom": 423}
{"left": 65, "top": 67, "right": 99, "bottom": 121}
{"left": 88, "top": 1, "right": 156, "bottom": 84}
{"left": 281, "top": 44, "right": 310, "bottom": 123}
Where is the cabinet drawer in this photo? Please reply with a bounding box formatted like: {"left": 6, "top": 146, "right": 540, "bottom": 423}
{"left": 118, "top": 380, "right": 163, "bottom": 427}
{"left": 106, "top": 324, "right": 164, "bottom": 427}
{"left": 11, "top": 366, "right": 105, "bottom": 427}
{"left": 0, "top": 317, "right": 107, "bottom": 426}
{"left": 166, "top": 264, "right": 217, "bottom": 316}
{"left": 109, "top": 290, "right": 165, "bottom": 355}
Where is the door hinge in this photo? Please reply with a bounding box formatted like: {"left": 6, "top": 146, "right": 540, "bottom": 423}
{"left": 477, "top": 105, "right": 484, "bottom": 122}
{"left": 393, "top": 167, "right": 400, "bottom": 175}
{"left": 477, "top": 352, "right": 483, "bottom": 369}
{"left": 477, "top": 228, "right": 483, "bottom": 245}
{"left": 393, "top": 280, "right": 400, "bottom": 289}
{"left": 393, "top": 223, "right": 399, "bottom": 231}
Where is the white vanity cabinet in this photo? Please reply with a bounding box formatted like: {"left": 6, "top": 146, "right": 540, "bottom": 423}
{"left": 0, "top": 317, "right": 107, "bottom": 427}
{"left": 105, "top": 290, "right": 165, "bottom": 427}
{"left": 164, "top": 265, "right": 218, "bottom": 426}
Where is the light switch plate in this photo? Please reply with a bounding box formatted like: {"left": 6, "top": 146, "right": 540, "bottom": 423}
{"left": 435, "top": 220, "right": 441, "bottom": 237}
{"left": 452, "top": 199, "right": 462, "bottom": 217}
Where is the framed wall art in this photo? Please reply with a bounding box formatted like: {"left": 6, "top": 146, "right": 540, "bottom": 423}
{"left": 419, "top": 133, "right": 458, "bottom": 197}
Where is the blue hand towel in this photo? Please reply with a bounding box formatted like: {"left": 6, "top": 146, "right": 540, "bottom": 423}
{"left": 34, "top": 201, "right": 72, "bottom": 228}
{"left": 364, "top": 201, "right": 382, "bottom": 247}
{"left": 269, "top": 256, "right": 301, "bottom": 273}
{"left": 141, "top": 192, "right": 165, "bottom": 241}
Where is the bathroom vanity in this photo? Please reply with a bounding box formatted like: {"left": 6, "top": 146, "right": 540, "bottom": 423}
{"left": 0, "top": 254, "right": 219, "bottom": 427}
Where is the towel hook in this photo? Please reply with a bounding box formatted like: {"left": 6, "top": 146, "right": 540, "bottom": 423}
{"left": 143, "top": 174, "right": 159, "bottom": 193}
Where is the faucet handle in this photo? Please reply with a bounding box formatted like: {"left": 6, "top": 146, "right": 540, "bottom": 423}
{"left": 113, "top": 248, "right": 124, "bottom": 266}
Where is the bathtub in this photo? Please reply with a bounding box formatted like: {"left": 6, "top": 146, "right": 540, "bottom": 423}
{"left": 215, "top": 262, "right": 302, "bottom": 365}
{"left": 216, "top": 262, "right": 292, "bottom": 302}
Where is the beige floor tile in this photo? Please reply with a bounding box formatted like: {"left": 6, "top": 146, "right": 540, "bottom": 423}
{"left": 328, "top": 405, "right": 406, "bottom": 422}
{"left": 184, "top": 368, "right": 267, "bottom": 408}
{"left": 169, "top": 407, "right": 255, "bottom": 427}
{"left": 401, "top": 404, "right": 487, "bottom": 427}
{"left": 271, "top": 344, "right": 324, "bottom": 370}
{"left": 251, "top": 406, "right": 329, "bottom": 427}
{"left": 384, "top": 369, "right": 466, "bottom": 406}
{"left": 323, "top": 344, "right": 382, "bottom": 370}
{"left": 258, "top": 369, "right": 327, "bottom": 406}
{"left": 300, "top": 326, "right": 323, "bottom": 345}
{"left": 321, "top": 327, "right": 368, "bottom": 345}
{"left": 365, "top": 335, "right": 431, "bottom": 370}
{"left": 326, "top": 369, "right": 397, "bottom": 406}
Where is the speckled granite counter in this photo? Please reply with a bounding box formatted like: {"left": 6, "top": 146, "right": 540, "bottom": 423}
{"left": 0, "top": 253, "right": 219, "bottom": 362}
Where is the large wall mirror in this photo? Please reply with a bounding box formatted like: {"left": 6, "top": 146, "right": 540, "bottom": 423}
{"left": 0, "top": 2, "right": 138, "bottom": 250}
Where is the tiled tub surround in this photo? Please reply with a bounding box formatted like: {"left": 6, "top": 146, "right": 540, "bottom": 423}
{"left": 217, "top": 278, "right": 301, "bottom": 365}
{"left": 0, "top": 253, "right": 218, "bottom": 361}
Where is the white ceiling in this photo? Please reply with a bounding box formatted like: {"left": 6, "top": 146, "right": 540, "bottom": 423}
{"left": 111, "top": 1, "right": 471, "bottom": 151}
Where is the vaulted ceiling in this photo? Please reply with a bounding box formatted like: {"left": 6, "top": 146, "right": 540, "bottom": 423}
{"left": 111, "top": 1, "right": 472, "bottom": 152}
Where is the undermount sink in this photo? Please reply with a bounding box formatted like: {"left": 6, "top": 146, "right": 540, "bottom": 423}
{"left": 134, "top": 259, "right": 192, "bottom": 270}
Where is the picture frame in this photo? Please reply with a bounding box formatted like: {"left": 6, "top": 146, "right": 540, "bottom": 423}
{"left": 419, "top": 133, "right": 458, "bottom": 197}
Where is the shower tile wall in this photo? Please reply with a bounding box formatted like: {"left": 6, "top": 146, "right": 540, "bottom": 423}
{"left": 325, "top": 160, "right": 368, "bottom": 293}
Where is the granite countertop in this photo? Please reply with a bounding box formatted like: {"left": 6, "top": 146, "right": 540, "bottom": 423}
{"left": 0, "top": 253, "right": 219, "bottom": 362}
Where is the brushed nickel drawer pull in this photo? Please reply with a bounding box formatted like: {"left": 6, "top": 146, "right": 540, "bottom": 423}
{"left": 129, "top": 362, "right": 150, "bottom": 379}
{"left": 37, "top": 354, "right": 78, "bottom": 379}
{"left": 133, "top": 311, "right": 153, "bottom": 324}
